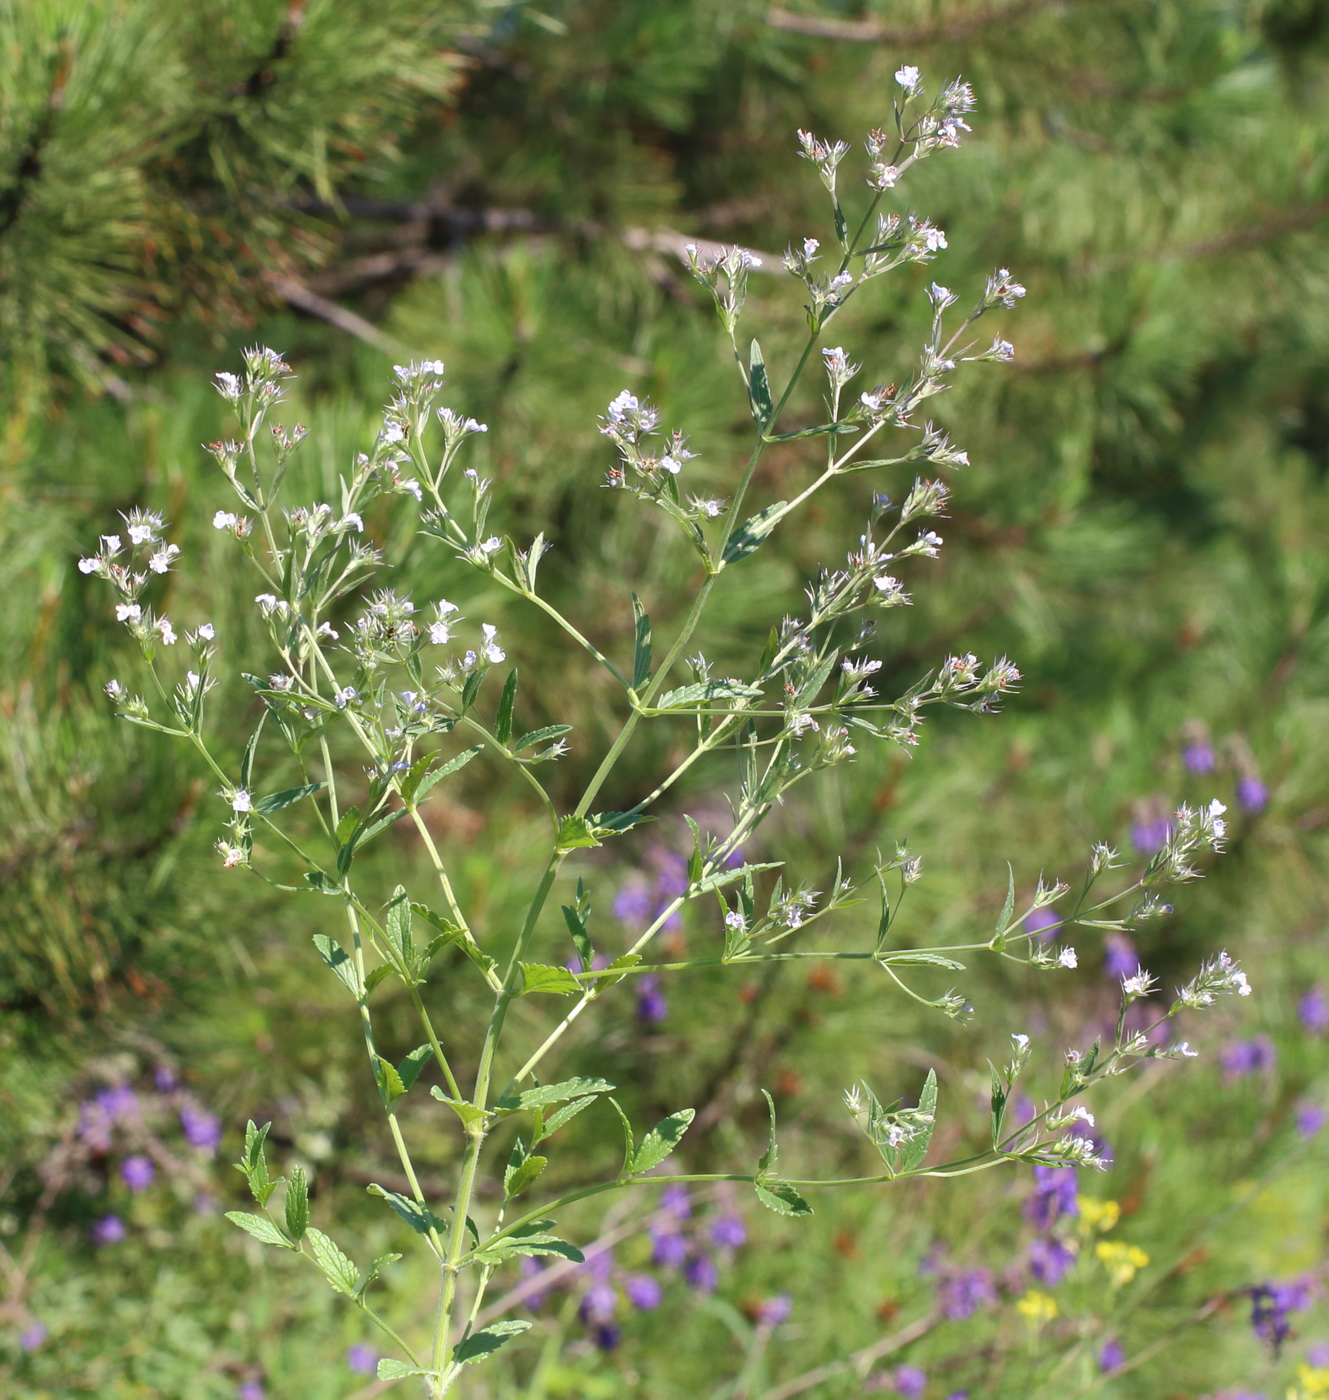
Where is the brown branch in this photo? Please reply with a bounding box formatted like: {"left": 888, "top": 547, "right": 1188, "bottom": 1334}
{"left": 758, "top": 1310, "right": 942, "bottom": 1400}
{"left": 262, "top": 271, "right": 406, "bottom": 351}
{"left": 766, "top": 0, "right": 1067, "bottom": 44}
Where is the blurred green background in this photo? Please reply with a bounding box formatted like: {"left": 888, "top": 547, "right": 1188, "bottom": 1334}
{"left": 3, "top": 1, "right": 1329, "bottom": 1397}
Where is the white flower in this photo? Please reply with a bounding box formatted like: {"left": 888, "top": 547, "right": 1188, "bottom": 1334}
{"left": 428, "top": 621, "right": 452, "bottom": 645}
{"left": 100, "top": 535, "right": 123, "bottom": 555}
{"left": 1066, "top": 1105, "right": 1095, "bottom": 1127}
{"left": 127, "top": 523, "right": 154, "bottom": 546}
{"left": 477, "top": 536, "right": 502, "bottom": 555}
{"left": 1171, "top": 1042, "right": 1199, "bottom": 1058}
{"left": 268, "top": 674, "right": 293, "bottom": 691}
{"left": 689, "top": 496, "right": 725, "bottom": 518}
{"left": 895, "top": 64, "right": 921, "bottom": 91}
{"left": 255, "top": 594, "right": 283, "bottom": 615}
{"left": 480, "top": 623, "right": 505, "bottom": 665}
{"left": 1121, "top": 967, "right": 1155, "bottom": 998}
{"left": 923, "top": 227, "right": 947, "bottom": 252}
{"left": 228, "top": 788, "right": 252, "bottom": 814}
{"left": 1011, "top": 1033, "right": 1030, "bottom": 1051}
{"left": 148, "top": 543, "right": 180, "bottom": 574}
{"left": 607, "top": 390, "right": 639, "bottom": 422}
{"left": 802, "top": 237, "right": 820, "bottom": 259}
{"left": 105, "top": 679, "right": 124, "bottom": 700}
{"left": 790, "top": 712, "right": 819, "bottom": 736}
{"left": 334, "top": 686, "right": 357, "bottom": 709}
{"left": 216, "top": 840, "right": 246, "bottom": 868}
{"left": 1058, "top": 947, "right": 1078, "bottom": 969}
{"left": 340, "top": 513, "right": 363, "bottom": 533}
{"left": 659, "top": 455, "right": 683, "bottom": 474}
{"left": 1232, "top": 971, "right": 1251, "bottom": 996}
{"left": 399, "top": 478, "right": 423, "bottom": 501}
{"left": 115, "top": 603, "right": 142, "bottom": 623}
{"left": 78, "top": 556, "right": 102, "bottom": 574}
{"left": 869, "top": 163, "right": 900, "bottom": 190}
{"left": 156, "top": 618, "right": 176, "bottom": 645}
{"left": 214, "top": 371, "right": 242, "bottom": 401}
{"left": 724, "top": 910, "right": 747, "bottom": 931}
{"left": 381, "top": 421, "right": 407, "bottom": 444}
{"left": 315, "top": 621, "right": 338, "bottom": 639}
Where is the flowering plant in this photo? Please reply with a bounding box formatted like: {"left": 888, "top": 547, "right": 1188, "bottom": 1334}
{"left": 81, "top": 70, "right": 1245, "bottom": 1395}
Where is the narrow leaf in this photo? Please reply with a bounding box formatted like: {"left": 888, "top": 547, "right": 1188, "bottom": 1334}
{"left": 514, "top": 724, "right": 572, "bottom": 752}
{"left": 225, "top": 1211, "right": 289, "bottom": 1247}
{"left": 997, "top": 862, "right": 1015, "bottom": 937}
{"left": 312, "top": 934, "right": 363, "bottom": 999}
{"left": 494, "top": 668, "right": 519, "bottom": 745}
{"left": 655, "top": 680, "right": 763, "bottom": 710}
{"left": 899, "top": 1069, "right": 939, "bottom": 1172}
{"left": 758, "top": 1089, "right": 779, "bottom": 1175}
{"left": 255, "top": 782, "right": 325, "bottom": 815}
{"left": 748, "top": 338, "right": 774, "bottom": 428}
{"left": 305, "top": 1227, "right": 359, "bottom": 1295}
{"left": 630, "top": 592, "right": 652, "bottom": 689}
{"left": 367, "top": 1184, "right": 446, "bottom": 1236}
{"left": 536, "top": 1094, "right": 598, "bottom": 1141}
{"left": 755, "top": 1180, "right": 813, "bottom": 1217}
{"left": 630, "top": 1108, "right": 695, "bottom": 1174}
{"left": 397, "top": 1044, "right": 433, "bottom": 1093}
{"left": 722, "top": 501, "right": 789, "bottom": 565}
{"left": 453, "top": 1319, "right": 531, "bottom": 1366}
{"left": 284, "top": 1166, "right": 309, "bottom": 1241}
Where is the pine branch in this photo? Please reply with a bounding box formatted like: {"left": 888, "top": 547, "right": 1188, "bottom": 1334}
{"left": 0, "top": 36, "right": 70, "bottom": 238}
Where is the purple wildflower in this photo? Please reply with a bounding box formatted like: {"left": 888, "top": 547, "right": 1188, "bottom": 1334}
{"left": 239, "top": 1382, "right": 264, "bottom": 1400}
{"left": 154, "top": 1066, "right": 178, "bottom": 1093}
{"left": 120, "top": 1155, "right": 155, "bottom": 1193}
{"left": 660, "top": 1184, "right": 691, "bottom": 1219}
{"left": 180, "top": 1102, "right": 222, "bottom": 1154}
{"left": 651, "top": 1225, "right": 688, "bottom": 1269}
{"left": 96, "top": 1083, "right": 140, "bottom": 1122}
{"left": 1237, "top": 774, "right": 1269, "bottom": 814}
{"left": 579, "top": 1282, "right": 618, "bottom": 1327}
{"left": 937, "top": 1267, "right": 994, "bottom": 1321}
{"left": 893, "top": 1365, "right": 928, "bottom": 1399}
{"left": 1220, "top": 1036, "right": 1277, "bottom": 1081}
{"left": 1251, "top": 1279, "right": 1313, "bottom": 1353}
{"left": 346, "top": 1344, "right": 377, "bottom": 1375}
{"left": 76, "top": 1101, "right": 114, "bottom": 1152}
{"left": 1298, "top": 986, "right": 1329, "bottom": 1035}
{"left": 757, "top": 1294, "right": 792, "bottom": 1327}
{"left": 592, "top": 1323, "right": 621, "bottom": 1351}
{"left": 1028, "top": 1235, "right": 1077, "bottom": 1286}
{"left": 1131, "top": 815, "right": 1172, "bottom": 854}
{"left": 1024, "top": 1165, "right": 1079, "bottom": 1230}
{"left": 1099, "top": 1337, "right": 1125, "bottom": 1372}
{"left": 91, "top": 1214, "right": 126, "bottom": 1245}
{"left": 1297, "top": 1103, "right": 1326, "bottom": 1139}
{"left": 19, "top": 1322, "right": 47, "bottom": 1351}
{"left": 710, "top": 1214, "right": 747, "bottom": 1250}
{"left": 1104, "top": 933, "right": 1138, "bottom": 981}
{"left": 1308, "top": 1343, "right": 1329, "bottom": 1366}
{"left": 624, "top": 1274, "right": 663, "bottom": 1310}
{"left": 1183, "top": 741, "right": 1216, "bottom": 775}
{"left": 612, "top": 880, "right": 654, "bottom": 926}
{"left": 685, "top": 1253, "right": 719, "bottom": 1293}
{"left": 1023, "top": 908, "right": 1061, "bottom": 941}
{"left": 635, "top": 975, "right": 668, "bottom": 1025}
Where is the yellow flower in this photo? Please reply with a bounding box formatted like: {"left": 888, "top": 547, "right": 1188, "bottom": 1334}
{"left": 1095, "top": 1240, "right": 1149, "bottom": 1287}
{"left": 1017, "top": 1289, "right": 1058, "bottom": 1325}
{"left": 1290, "top": 1363, "right": 1329, "bottom": 1400}
{"left": 1078, "top": 1196, "right": 1121, "bottom": 1234}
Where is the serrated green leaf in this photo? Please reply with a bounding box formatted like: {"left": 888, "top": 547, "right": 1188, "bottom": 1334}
{"left": 758, "top": 1089, "right": 779, "bottom": 1176}
{"left": 397, "top": 1044, "right": 433, "bottom": 1093}
{"left": 305, "top": 1227, "right": 359, "bottom": 1295}
{"left": 899, "top": 1069, "right": 938, "bottom": 1172}
{"left": 587, "top": 810, "right": 657, "bottom": 837}
{"left": 535, "top": 1094, "right": 598, "bottom": 1142}
{"left": 356, "top": 1251, "right": 402, "bottom": 1300}
{"left": 655, "top": 680, "right": 764, "bottom": 710}
{"left": 367, "top": 1184, "right": 446, "bottom": 1236}
{"left": 518, "top": 962, "right": 582, "bottom": 995}
{"left": 754, "top": 1180, "right": 813, "bottom": 1216}
{"left": 879, "top": 951, "right": 967, "bottom": 971}
{"left": 997, "top": 862, "right": 1015, "bottom": 938}
{"left": 461, "top": 669, "right": 486, "bottom": 711}
{"left": 494, "top": 668, "right": 519, "bottom": 745}
{"left": 607, "top": 1097, "right": 635, "bottom": 1177}
{"left": 430, "top": 1088, "right": 489, "bottom": 1129}
{"left": 414, "top": 745, "right": 483, "bottom": 802}
{"left": 383, "top": 886, "right": 414, "bottom": 967}
{"left": 504, "top": 1149, "right": 547, "bottom": 1199}
{"left": 225, "top": 1211, "right": 289, "bottom": 1247}
{"left": 722, "top": 500, "right": 789, "bottom": 565}
{"left": 990, "top": 1064, "right": 1008, "bottom": 1147}
{"left": 630, "top": 1108, "right": 694, "bottom": 1174}
{"left": 284, "top": 1166, "right": 309, "bottom": 1241}
{"left": 453, "top": 1319, "right": 531, "bottom": 1366}
{"left": 514, "top": 724, "right": 572, "bottom": 752}
{"left": 473, "top": 1232, "right": 584, "bottom": 1265}
{"left": 496, "top": 1077, "right": 615, "bottom": 1112}
{"left": 377, "top": 1358, "right": 428, "bottom": 1380}
{"left": 254, "top": 782, "right": 324, "bottom": 816}
{"left": 312, "top": 933, "right": 363, "bottom": 999}
{"left": 554, "top": 813, "right": 601, "bottom": 852}
{"left": 630, "top": 592, "right": 652, "bottom": 689}
{"left": 691, "top": 861, "right": 782, "bottom": 897}
{"left": 748, "top": 338, "right": 774, "bottom": 428}
{"left": 374, "top": 1055, "right": 407, "bottom": 1105}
